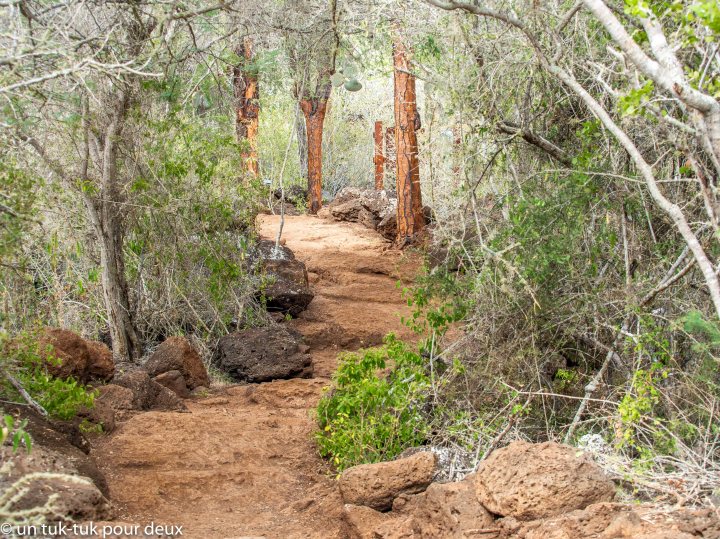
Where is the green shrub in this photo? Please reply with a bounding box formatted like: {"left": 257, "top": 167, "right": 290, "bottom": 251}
{"left": 315, "top": 334, "right": 430, "bottom": 472}
{"left": 1, "top": 330, "right": 97, "bottom": 421}
{"left": 18, "top": 370, "right": 96, "bottom": 421}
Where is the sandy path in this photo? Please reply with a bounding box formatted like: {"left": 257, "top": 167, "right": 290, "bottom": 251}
{"left": 93, "top": 215, "right": 418, "bottom": 539}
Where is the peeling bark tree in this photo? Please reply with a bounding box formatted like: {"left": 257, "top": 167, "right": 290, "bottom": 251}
{"left": 393, "top": 34, "right": 425, "bottom": 242}
{"left": 233, "top": 37, "right": 259, "bottom": 178}
{"left": 284, "top": 0, "right": 338, "bottom": 214}
{"left": 374, "top": 120, "right": 385, "bottom": 190}
{"left": 299, "top": 81, "right": 331, "bottom": 213}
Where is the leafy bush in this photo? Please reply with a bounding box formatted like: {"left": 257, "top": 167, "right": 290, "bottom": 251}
{"left": 315, "top": 334, "right": 430, "bottom": 472}
{"left": 123, "top": 109, "right": 264, "bottom": 342}
{"left": 18, "top": 371, "right": 96, "bottom": 421}
{"left": 1, "top": 330, "right": 96, "bottom": 421}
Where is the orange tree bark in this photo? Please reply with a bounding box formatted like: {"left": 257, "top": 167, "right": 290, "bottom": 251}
{"left": 233, "top": 37, "right": 259, "bottom": 177}
{"left": 299, "top": 81, "right": 331, "bottom": 214}
{"left": 286, "top": 0, "right": 338, "bottom": 213}
{"left": 374, "top": 121, "right": 385, "bottom": 190}
{"left": 392, "top": 35, "right": 425, "bottom": 242}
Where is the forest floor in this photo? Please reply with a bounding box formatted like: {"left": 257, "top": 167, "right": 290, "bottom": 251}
{"left": 92, "top": 214, "right": 420, "bottom": 539}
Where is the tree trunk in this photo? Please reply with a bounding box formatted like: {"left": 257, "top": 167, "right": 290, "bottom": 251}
{"left": 87, "top": 91, "right": 141, "bottom": 362}
{"left": 295, "top": 109, "right": 308, "bottom": 180}
{"left": 81, "top": 141, "right": 140, "bottom": 360}
{"left": 83, "top": 195, "right": 140, "bottom": 362}
{"left": 374, "top": 120, "right": 385, "bottom": 190}
{"left": 233, "top": 37, "right": 259, "bottom": 178}
{"left": 392, "top": 36, "right": 425, "bottom": 242}
{"left": 299, "top": 97, "right": 329, "bottom": 214}
{"left": 96, "top": 202, "right": 140, "bottom": 361}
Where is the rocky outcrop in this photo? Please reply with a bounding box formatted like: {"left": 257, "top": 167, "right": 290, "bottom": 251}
{"left": 392, "top": 477, "right": 494, "bottom": 538}
{"left": 0, "top": 407, "right": 112, "bottom": 522}
{"left": 40, "top": 328, "right": 115, "bottom": 383}
{"left": 338, "top": 441, "right": 712, "bottom": 539}
{"left": 474, "top": 441, "right": 615, "bottom": 521}
{"left": 263, "top": 257, "right": 314, "bottom": 317}
{"left": 96, "top": 384, "right": 135, "bottom": 417}
{"left": 112, "top": 371, "right": 155, "bottom": 410}
{"left": 499, "top": 502, "right": 720, "bottom": 539}
{"left": 153, "top": 370, "right": 190, "bottom": 399}
{"left": 339, "top": 452, "right": 437, "bottom": 511}
{"left": 84, "top": 340, "right": 116, "bottom": 382}
{"left": 254, "top": 239, "right": 314, "bottom": 317}
{"left": 8, "top": 475, "right": 112, "bottom": 522}
{"left": 152, "top": 383, "right": 189, "bottom": 411}
{"left": 88, "top": 341, "right": 199, "bottom": 421}
{"left": 144, "top": 336, "right": 210, "bottom": 391}
{"left": 319, "top": 188, "right": 434, "bottom": 241}
{"left": 376, "top": 212, "right": 398, "bottom": 241}
{"left": 111, "top": 370, "right": 187, "bottom": 413}
{"left": 213, "top": 325, "right": 312, "bottom": 383}
{"left": 76, "top": 399, "right": 116, "bottom": 433}
{"left": 343, "top": 504, "right": 413, "bottom": 539}
{"left": 319, "top": 188, "right": 398, "bottom": 240}
{"left": 344, "top": 471, "right": 493, "bottom": 539}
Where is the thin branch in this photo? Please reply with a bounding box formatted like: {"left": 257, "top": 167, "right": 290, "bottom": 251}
{"left": 497, "top": 120, "right": 572, "bottom": 167}
{"left": 5, "top": 374, "right": 48, "bottom": 417}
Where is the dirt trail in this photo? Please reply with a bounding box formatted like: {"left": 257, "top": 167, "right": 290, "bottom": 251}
{"left": 93, "top": 215, "right": 418, "bottom": 539}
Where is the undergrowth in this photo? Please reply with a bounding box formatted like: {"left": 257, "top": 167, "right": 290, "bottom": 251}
{"left": 315, "top": 333, "right": 430, "bottom": 473}
{"left": 0, "top": 330, "right": 96, "bottom": 421}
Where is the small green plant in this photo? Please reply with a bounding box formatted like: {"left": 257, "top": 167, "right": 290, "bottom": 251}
{"left": 78, "top": 419, "right": 103, "bottom": 434}
{"left": 616, "top": 318, "right": 677, "bottom": 458}
{"left": 401, "top": 266, "right": 468, "bottom": 346}
{"left": 315, "top": 334, "right": 430, "bottom": 472}
{"left": 617, "top": 367, "right": 664, "bottom": 448}
{"left": 554, "top": 368, "right": 577, "bottom": 391}
{"left": 0, "top": 415, "right": 31, "bottom": 454}
{"left": 681, "top": 310, "right": 720, "bottom": 352}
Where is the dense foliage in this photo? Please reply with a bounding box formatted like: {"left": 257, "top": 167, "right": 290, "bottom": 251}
{"left": 1, "top": 0, "right": 719, "bottom": 507}
{"left": 316, "top": 334, "right": 430, "bottom": 472}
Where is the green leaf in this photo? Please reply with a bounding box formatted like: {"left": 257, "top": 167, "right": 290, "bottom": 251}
{"left": 23, "top": 433, "right": 32, "bottom": 454}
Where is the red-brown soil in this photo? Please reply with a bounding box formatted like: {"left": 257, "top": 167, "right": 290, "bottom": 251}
{"left": 92, "top": 215, "right": 419, "bottom": 538}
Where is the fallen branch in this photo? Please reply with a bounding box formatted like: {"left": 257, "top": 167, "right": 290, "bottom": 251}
{"left": 4, "top": 374, "right": 48, "bottom": 417}
{"left": 497, "top": 120, "right": 572, "bottom": 167}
